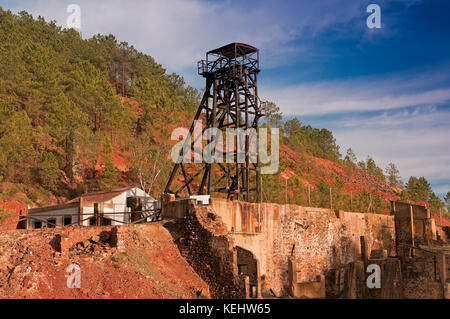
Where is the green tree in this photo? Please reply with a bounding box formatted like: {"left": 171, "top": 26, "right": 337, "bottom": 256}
{"left": 283, "top": 119, "right": 341, "bottom": 161}
{"left": 385, "top": 162, "right": 403, "bottom": 187}
{"left": 0, "top": 8, "right": 203, "bottom": 199}
{"left": 263, "top": 101, "right": 283, "bottom": 129}
{"left": 400, "top": 190, "right": 409, "bottom": 202}
{"left": 429, "top": 193, "right": 445, "bottom": 212}
{"left": 0, "top": 111, "right": 38, "bottom": 183}
{"left": 445, "top": 191, "right": 450, "bottom": 210}
{"left": 40, "top": 152, "right": 60, "bottom": 193}
{"left": 344, "top": 148, "right": 357, "bottom": 164}
{"left": 405, "top": 176, "right": 433, "bottom": 202}
{"left": 315, "top": 179, "right": 331, "bottom": 208}
{"left": 95, "top": 137, "right": 121, "bottom": 190}
{"left": 358, "top": 156, "right": 385, "bottom": 182}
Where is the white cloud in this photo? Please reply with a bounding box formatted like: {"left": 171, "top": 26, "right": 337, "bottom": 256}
{"left": 261, "top": 68, "right": 450, "bottom": 116}
{"left": 264, "top": 65, "right": 450, "bottom": 196}
{"left": 326, "top": 106, "right": 450, "bottom": 195}
{"left": 5, "top": 0, "right": 447, "bottom": 194}
{"left": 4, "top": 0, "right": 404, "bottom": 73}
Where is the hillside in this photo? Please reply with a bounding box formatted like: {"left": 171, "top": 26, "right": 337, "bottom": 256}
{"left": 0, "top": 223, "right": 210, "bottom": 298}
{"left": 0, "top": 8, "right": 448, "bottom": 223}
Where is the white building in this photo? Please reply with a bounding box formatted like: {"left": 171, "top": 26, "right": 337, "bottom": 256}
{"left": 26, "top": 187, "right": 160, "bottom": 229}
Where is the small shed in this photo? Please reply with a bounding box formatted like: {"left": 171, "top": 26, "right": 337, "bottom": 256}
{"left": 26, "top": 187, "right": 160, "bottom": 229}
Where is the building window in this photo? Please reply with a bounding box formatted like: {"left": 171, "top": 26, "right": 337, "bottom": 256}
{"left": 89, "top": 217, "right": 96, "bottom": 226}
{"left": 101, "top": 217, "right": 112, "bottom": 226}
{"left": 47, "top": 219, "right": 56, "bottom": 228}
{"left": 63, "top": 217, "right": 72, "bottom": 226}
{"left": 34, "top": 221, "right": 42, "bottom": 229}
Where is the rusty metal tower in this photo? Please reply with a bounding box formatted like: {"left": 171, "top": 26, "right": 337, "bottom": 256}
{"left": 164, "top": 43, "right": 265, "bottom": 202}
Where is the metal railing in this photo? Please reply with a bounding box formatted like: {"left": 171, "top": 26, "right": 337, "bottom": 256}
{"left": 0, "top": 209, "right": 161, "bottom": 229}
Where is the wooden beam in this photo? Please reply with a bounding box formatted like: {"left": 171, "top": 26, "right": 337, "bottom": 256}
{"left": 438, "top": 252, "right": 447, "bottom": 288}
{"left": 410, "top": 204, "right": 415, "bottom": 257}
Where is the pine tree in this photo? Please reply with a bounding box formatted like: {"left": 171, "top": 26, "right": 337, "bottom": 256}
{"left": 429, "top": 193, "right": 445, "bottom": 211}
{"left": 444, "top": 191, "right": 450, "bottom": 211}
{"left": 263, "top": 101, "right": 283, "bottom": 129}
{"left": 406, "top": 176, "right": 433, "bottom": 202}
{"left": 385, "top": 162, "right": 403, "bottom": 187}
{"left": 40, "top": 152, "right": 61, "bottom": 193}
{"left": 95, "top": 137, "right": 121, "bottom": 190}
{"left": 344, "top": 148, "right": 357, "bottom": 164}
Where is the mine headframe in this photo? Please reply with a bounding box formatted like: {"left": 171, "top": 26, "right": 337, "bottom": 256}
{"left": 164, "top": 43, "right": 266, "bottom": 202}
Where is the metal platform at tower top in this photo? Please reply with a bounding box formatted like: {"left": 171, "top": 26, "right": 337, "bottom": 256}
{"left": 165, "top": 43, "right": 265, "bottom": 202}
{"left": 198, "top": 43, "right": 260, "bottom": 78}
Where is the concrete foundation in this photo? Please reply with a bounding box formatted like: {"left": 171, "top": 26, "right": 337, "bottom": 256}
{"left": 162, "top": 198, "right": 396, "bottom": 298}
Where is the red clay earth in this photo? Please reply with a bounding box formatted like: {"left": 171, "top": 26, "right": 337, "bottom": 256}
{"left": 0, "top": 223, "right": 210, "bottom": 299}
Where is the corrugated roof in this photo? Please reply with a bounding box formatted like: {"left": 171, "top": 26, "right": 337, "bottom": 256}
{"left": 28, "top": 202, "right": 79, "bottom": 214}
{"left": 207, "top": 43, "right": 258, "bottom": 59}
{"left": 68, "top": 187, "right": 135, "bottom": 203}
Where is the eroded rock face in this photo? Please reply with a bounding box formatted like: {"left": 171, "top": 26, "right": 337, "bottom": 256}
{"left": 0, "top": 223, "right": 210, "bottom": 299}
{"left": 168, "top": 204, "right": 243, "bottom": 299}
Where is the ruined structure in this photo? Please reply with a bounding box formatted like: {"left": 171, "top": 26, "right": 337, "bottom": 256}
{"left": 0, "top": 196, "right": 448, "bottom": 299}
{"left": 165, "top": 43, "right": 265, "bottom": 202}
{"left": 391, "top": 201, "right": 449, "bottom": 298}
{"left": 161, "top": 197, "right": 449, "bottom": 299}
{"left": 162, "top": 197, "right": 393, "bottom": 297}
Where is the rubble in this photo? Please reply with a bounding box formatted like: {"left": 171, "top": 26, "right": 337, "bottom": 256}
{"left": 0, "top": 223, "right": 210, "bottom": 298}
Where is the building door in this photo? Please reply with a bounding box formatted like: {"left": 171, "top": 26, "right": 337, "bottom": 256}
{"left": 129, "top": 198, "right": 143, "bottom": 223}
{"left": 94, "top": 203, "right": 100, "bottom": 226}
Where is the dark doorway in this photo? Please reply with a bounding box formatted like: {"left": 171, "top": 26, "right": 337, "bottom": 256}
{"left": 34, "top": 221, "right": 42, "bottom": 229}
{"left": 16, "top": 210, "right": 26, "bottom": 229}
{"left": 101, "top": 217, "right": 112, "bottom": 226}
{"left": 128, "top": 197, "right": 143, "bottom": 223}
{"left": 236, "top": 246, "right": 259, "bottom": 298}
{"left": 64, "top": 217, "right": 72, "bottom": 226}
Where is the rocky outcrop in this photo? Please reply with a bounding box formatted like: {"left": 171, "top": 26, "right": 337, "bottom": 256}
{"left": 164, "top": 201, "right": 243, "bottom": 299}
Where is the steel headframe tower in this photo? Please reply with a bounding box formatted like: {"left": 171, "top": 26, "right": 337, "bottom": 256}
{"left": 164, "top": 43, "right": 265, "bottom": 202}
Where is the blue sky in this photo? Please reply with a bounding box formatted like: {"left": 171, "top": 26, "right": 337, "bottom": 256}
{"left": 1, "top": 0, "right": 450, "bottom": 197}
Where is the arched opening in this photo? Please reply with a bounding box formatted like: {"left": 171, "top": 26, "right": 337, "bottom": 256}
{"left": 236, "top": 246, "right": 259, "bottom": 298}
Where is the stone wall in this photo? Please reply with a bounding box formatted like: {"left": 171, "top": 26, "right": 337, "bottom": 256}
{"left": 209, "top": 198, "right": 395, "bottom": 296}
{"left": 167, "top": 200, "right": 243, "bottom": 298}
{"left": 392, "top": 201, "right": 437, "bottom": 257}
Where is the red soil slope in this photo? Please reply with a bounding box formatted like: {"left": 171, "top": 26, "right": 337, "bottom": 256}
{"left": 0, "top": 223, "right": 210, "bottom": 299}
{"left": 0, "top": 199, "right": 27, "bottom": 230}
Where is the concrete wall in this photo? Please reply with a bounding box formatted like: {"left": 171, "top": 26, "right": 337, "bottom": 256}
{"left": 209, "top": 198, "right": 395, "bottom": 296}
{"left": 81, "top": 187, "right": 159, "bottom": 226}
{"left": 27, "top": 204, "right": 80, "bottom": 229}
{"left": 392, "top": 201, "right": 436, "bottom": 257}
